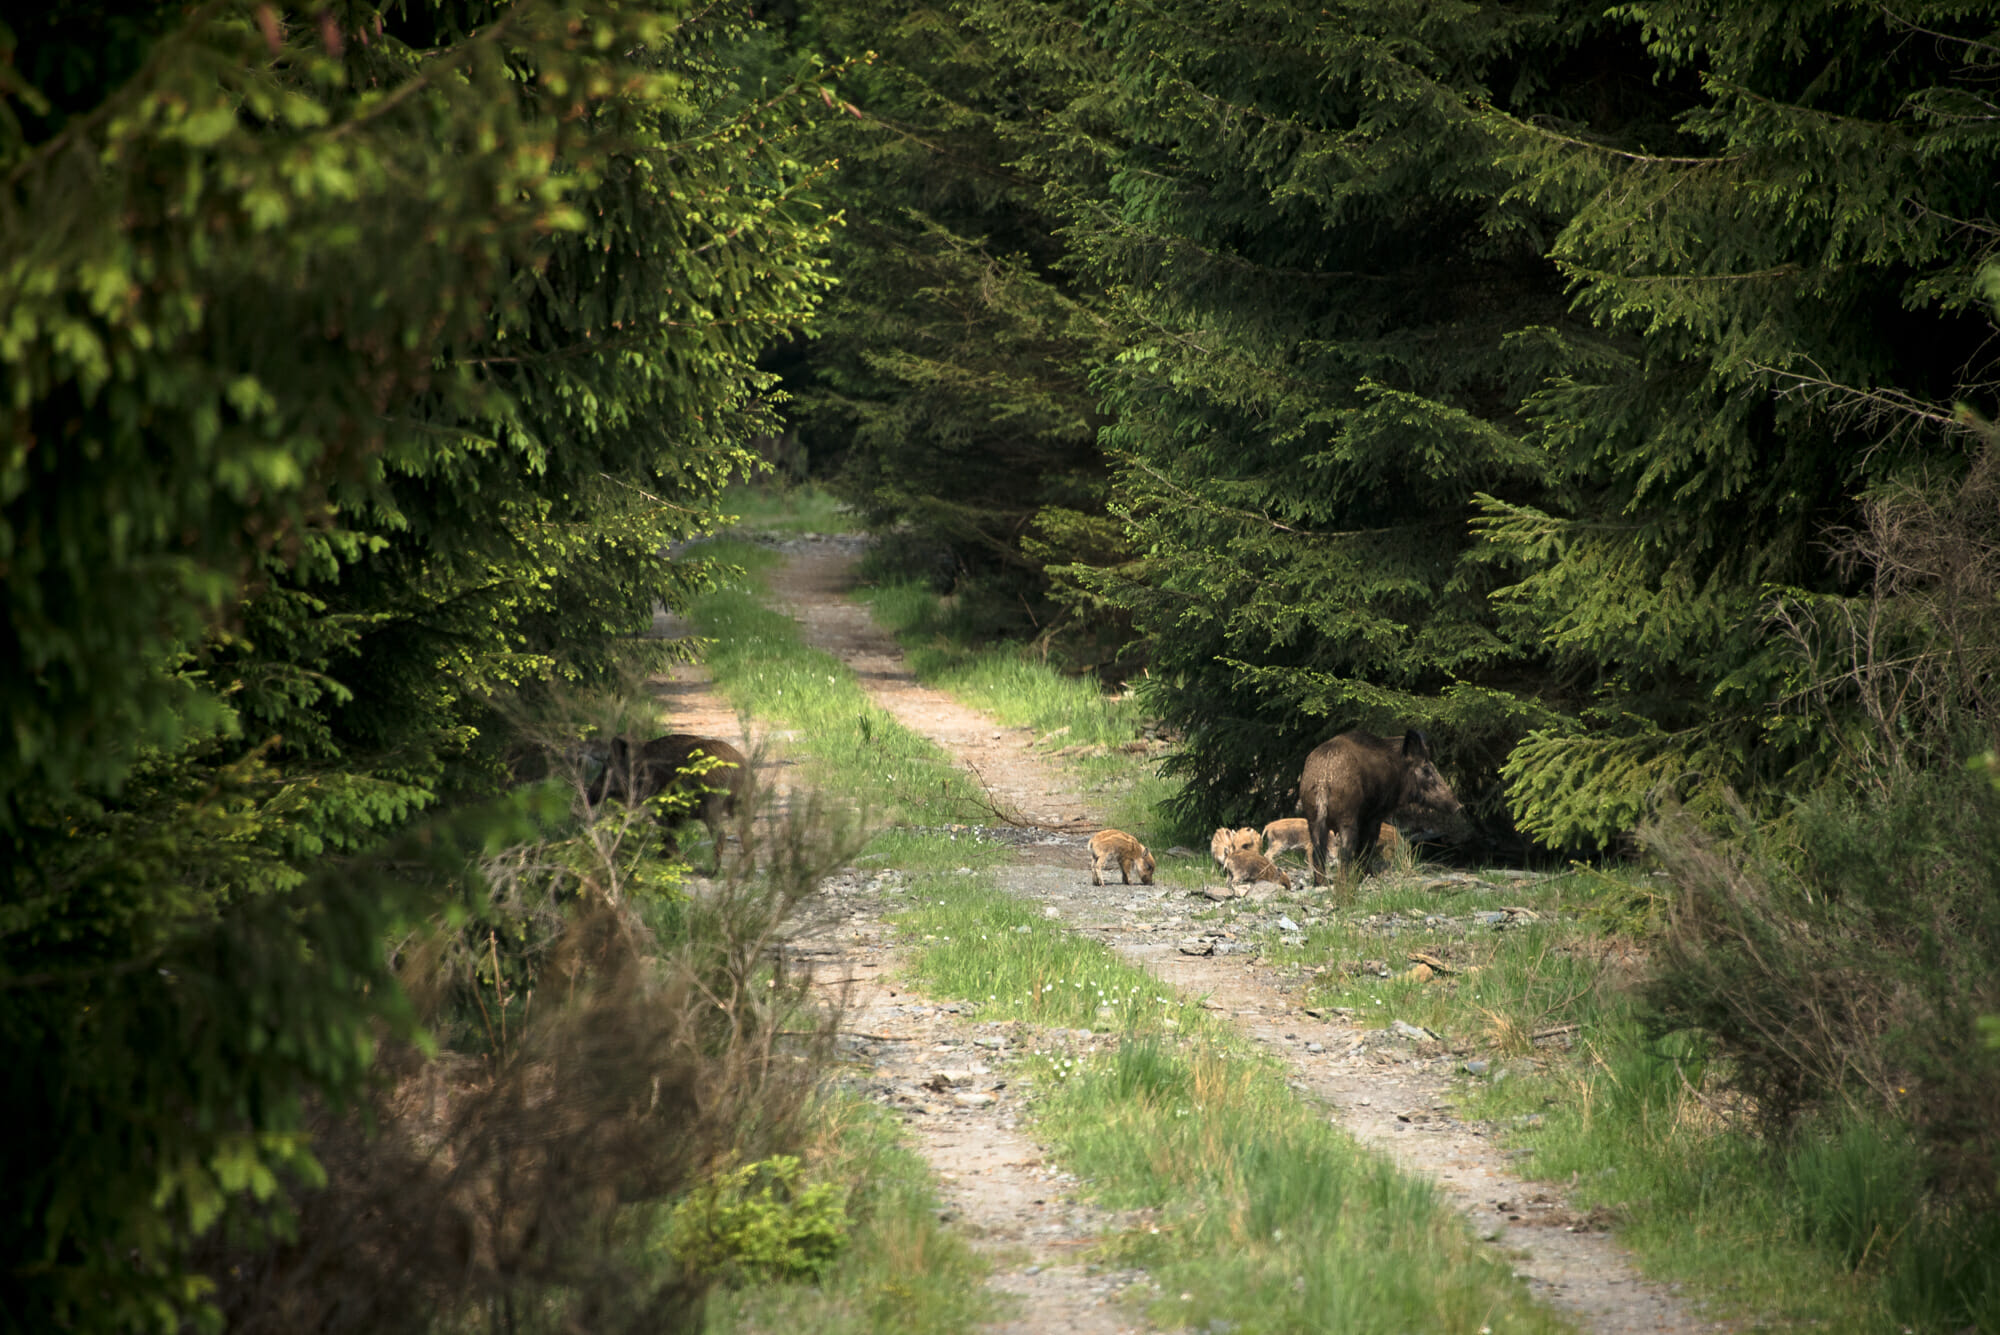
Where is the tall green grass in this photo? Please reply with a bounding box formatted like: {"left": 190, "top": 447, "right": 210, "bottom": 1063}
{"left": 898, "top": 876, "right": 1570, "bottom": 1334}
{"left": 1272, "top": 868, "right": 2000, "bottom": 1332}
{"left": 1464, "top": 1039, "right": 2000, "bottom": 1331}
{"left": 702, "top": 1092, "right": 992, "bottom": 1334}
{"left": 1045, "top": 1041, "right": 1563, "bottom": 1334}
{"left": 722, "top": 482, "right": 862, "bottom": 534}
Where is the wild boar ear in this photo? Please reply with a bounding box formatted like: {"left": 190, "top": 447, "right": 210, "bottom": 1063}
{"left": 610, "top": 735, "right": 631, "bottom": 766}
{"left": 1403, "top": 730, "right": 1431, "bottom": 759}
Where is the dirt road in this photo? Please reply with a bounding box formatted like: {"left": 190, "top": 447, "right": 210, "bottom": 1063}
{"left": 656, "top": 541, "right": 1724, "bottom": 1334}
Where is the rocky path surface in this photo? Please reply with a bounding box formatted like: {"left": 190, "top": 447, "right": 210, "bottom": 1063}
{"left": 660, "top": 539, "right": 1726, "bottom": 1334}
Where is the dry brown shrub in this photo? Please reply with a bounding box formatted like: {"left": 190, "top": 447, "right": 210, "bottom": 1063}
{"left": 1642, "top": 786, "right": 2000, "bottom": 1198}
{"left": 201, "top": 771, "right": 859, "bottom": 1333}
{"left": 1774, "top": 437, "right": 2000, "bottom": 777}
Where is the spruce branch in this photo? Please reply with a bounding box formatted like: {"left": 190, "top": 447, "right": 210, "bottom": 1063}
{"left": 1747, "top": 360, "right": 1971, "bottom": 443}
{"left": 1485, "top": 105, "right": 1742, "bottom": 167}
{"left": 1130, "top": 460, "right": 1456, "bottom": 541}
{"left": 1877, "top": 7, "right": 2000, "bottom": 65}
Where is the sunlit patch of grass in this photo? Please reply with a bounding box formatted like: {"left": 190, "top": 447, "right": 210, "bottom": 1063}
{"left": 894, "top": 875, "right": 1568, "bottom": 1334}
{"left": 897, "top": 876, "right": 1214, "bottom": 1035}
{"left": 1262, "top": 868, "right": 1640, "bottom": 1042}
{"left": 686, "top": 534, "right": 785, "bottom": 581}
{"left": 685, "top": 586, "right": 992, "bottom": 826}
{"left": 858, "top": 827, "right": 1011, "bottom": 875}
{"left": 857, "top": 580, "right": 1141, "bottom": 746}
{"left": 1042, "top": 1038, "right": 1568, "bottom": 1334}
{"left": 722, "top": 482, "right": 863, "bottom": 535}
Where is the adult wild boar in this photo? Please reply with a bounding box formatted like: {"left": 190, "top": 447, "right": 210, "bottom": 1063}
{"left": 588, "top": 733, "right": 748, "bottom": 869}
{"left": 1264, "top": 815, "right": 1400, "bottom": 863}
{"left": 1298, "top": 729, "right": 1460, "bottom": 884}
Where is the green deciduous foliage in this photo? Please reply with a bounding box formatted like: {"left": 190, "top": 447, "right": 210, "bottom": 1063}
{"left": 0, "top": 1, "right": 839, "bottom": 1327}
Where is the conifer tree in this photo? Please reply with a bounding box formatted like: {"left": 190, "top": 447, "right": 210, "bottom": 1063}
{"left": 944, "top": 0, "right": 2000, "bottom": 844}
{"left": 973, "top": 0, "right": 1613, "bottom": 828}
{"left": 0, "top": 2, "right": 838, "bottom": 1325}
{"left": 791, "top": 0, "right": 1125, "bottom": 653}
{"left": 1477, "top": 0, "right": 2000, "bottom": 841}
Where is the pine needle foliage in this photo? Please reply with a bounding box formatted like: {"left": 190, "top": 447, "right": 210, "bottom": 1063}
{"left": 788, "top": 0, "right": 1128, "bottom": 659}
{"left": 853, "top": 0, "right": 2000, "bottom": 845}
{"left": 1475, "top": 0, "right": 2000, "bottom": 842}
{"left": 972, "top": 0, "right": 1610, "bottom": 834}
{"left": 0, "top": 2, "right": 842, "bottom": 1327}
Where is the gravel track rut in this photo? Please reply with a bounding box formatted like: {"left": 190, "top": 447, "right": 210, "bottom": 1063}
{"left": 652, "top": 541, "right": 1727, "bottom": 1334}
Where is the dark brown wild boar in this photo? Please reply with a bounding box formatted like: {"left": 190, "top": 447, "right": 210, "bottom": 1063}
{"left": 588, "top": 733, "right": 748, "bottom": 869}
{"left": 1297, "top": 730, "right": 1460, "bottom": 884}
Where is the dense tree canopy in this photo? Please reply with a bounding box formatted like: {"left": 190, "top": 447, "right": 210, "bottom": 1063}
{"left": 1, "top": 1, "right": 837, "bottom": 1326}
{"left": 784, "top": 0, "right": 1126, "bottom": 656}
{"left": 12, "top": 0, "right": 2000, "bottom": 1322}
{"left": 797, "top": 0, "right": 2000, "bottom": 846}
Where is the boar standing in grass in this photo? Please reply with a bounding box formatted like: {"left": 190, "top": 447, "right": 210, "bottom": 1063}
{"left": 1299, "top": 729, "right": 1461, "bottom": 884}
{"left": 1089, "top": 829, "right": 1156, "bottom": 886}
{"left": 1264, "top": 816, "right": 1400, "bottom": 863}
{"left": 588, "top": 733, "right": 748, "bottom": 870}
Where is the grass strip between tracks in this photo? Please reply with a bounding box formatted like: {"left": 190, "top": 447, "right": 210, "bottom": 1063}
{"left": 897, "top": 876, "right": 1571, "bottom": 1334}
{"left": 685, "top": 541, "right": 1006, "bottom": 871}
{"left": 686, "top": 546, "right": 1566, "bottom": 1332}
{"left": 854, "top": 578, "right": 1192, "bottom": 842}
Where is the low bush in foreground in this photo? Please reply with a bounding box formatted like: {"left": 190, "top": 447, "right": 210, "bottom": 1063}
{"left": 1646, "top": 771, "right": 2000, "bottom": 1195}
{"left": 198, "top": 772, "right": 854, "bottom": 1334}
{"left": 702, "top": 1097, "right": 992, "bottom": 1335}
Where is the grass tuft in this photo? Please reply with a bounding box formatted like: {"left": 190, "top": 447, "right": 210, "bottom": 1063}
{"left": 894, "top": 874, "right": 1569, "bottom": 1334}
{"left": 685, "top": 583, "right": 994, "bottom": 828}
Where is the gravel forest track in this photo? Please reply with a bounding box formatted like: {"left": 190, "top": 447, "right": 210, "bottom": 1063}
{"left": 655, "top": 540, "right": 1726, "bottom": 1335}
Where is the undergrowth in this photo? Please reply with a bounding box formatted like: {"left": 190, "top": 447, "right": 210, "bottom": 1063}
{"left": 702, "top": 1094, "right": 992, "bottom": 1334}
{"left": 1270, "top": 861, "right": 2000, "bottom": 1332}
